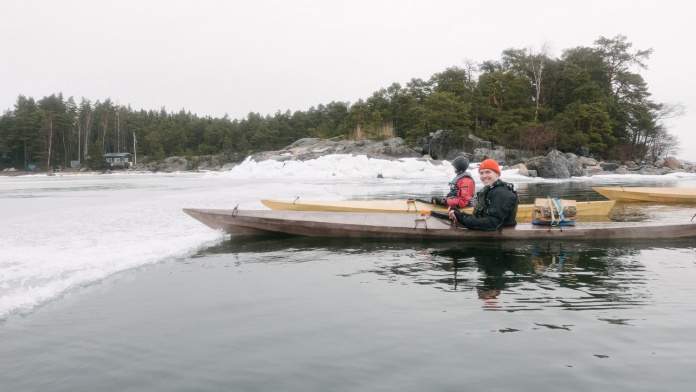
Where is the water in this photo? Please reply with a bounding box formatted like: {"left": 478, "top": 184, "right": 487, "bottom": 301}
{"left": 2, "top": 156, "right": 696, "bottom": 391}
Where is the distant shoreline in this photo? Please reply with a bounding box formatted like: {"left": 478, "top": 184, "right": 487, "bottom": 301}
{"left": 2, "top": 153, "right": 695, "bottom": 178}
{"left": 0, "top": 168, "right": 151, "bottom": 177}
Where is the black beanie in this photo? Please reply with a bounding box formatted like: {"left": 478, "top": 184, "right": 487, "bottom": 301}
{"left": 452, "top": 156, "right": 469, "bottom": 172}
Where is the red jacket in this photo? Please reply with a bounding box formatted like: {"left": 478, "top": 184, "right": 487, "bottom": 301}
{"left": 446, "top": 175, "right": 475, "bottom": 208}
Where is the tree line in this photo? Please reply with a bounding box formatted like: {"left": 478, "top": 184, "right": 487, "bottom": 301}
{"left": 0, "top": 35, "right": 682, "bottom": 171}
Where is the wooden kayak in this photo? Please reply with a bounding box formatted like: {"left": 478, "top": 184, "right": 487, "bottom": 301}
{"left": 592, "top": 187, "right": 696, "bottom": 203}
{"left": 182, "top": 207, "right": 696, "bottom": 240}
{"left": 260, "top": 198, "right": 616, "bottom": 221}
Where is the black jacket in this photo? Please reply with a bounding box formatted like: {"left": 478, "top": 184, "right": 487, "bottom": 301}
{"left": 457, "top": 179, "right": 518, "bottom": 230}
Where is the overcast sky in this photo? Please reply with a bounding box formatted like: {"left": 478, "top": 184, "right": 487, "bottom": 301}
{"left": 2, "top": 0, "right": 695, "bottom": 161}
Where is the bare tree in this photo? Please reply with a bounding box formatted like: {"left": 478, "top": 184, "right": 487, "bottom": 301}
{"left": 462, "top": 58, "right": 478, "bottom": 84}
{"left": 654, "top": 102, "right": 686, "bottom": 122}
{"left": 647, "top": 125, "right": 679, "bottom": 160}
{"left": 528, "top": 42, "right": 550, "bottom": 121}
{"left": 45, "top": 113, "right": 54, "bottom": 171}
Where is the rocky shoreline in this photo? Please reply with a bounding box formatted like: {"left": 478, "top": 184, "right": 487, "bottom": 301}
{"left": 2, "top": 137, "right": 694, "bottom": 178}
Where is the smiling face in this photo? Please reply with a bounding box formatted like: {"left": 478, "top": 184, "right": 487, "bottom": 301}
{"left": 479, "top": 168, "right": 500, "bottom": 187}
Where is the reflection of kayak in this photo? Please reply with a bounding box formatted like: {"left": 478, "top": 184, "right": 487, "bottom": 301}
{"left": 260, "top": 199, "right": 616, "bottom": 221}
{"left": 183, "top": 208, "right": 696, "bottom": 240}
{"left": 592, "top": 187, "right": 696, "bottom": 203}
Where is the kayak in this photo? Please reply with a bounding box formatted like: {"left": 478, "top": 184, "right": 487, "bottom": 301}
{"left": 182, "top": 207, "right": 696, "bottom": 240}
{"left": 592, "top": 187, "right": 696, "bottom": 203}
{"left": 260, "top": 198, "right": 616, "bottom": 221}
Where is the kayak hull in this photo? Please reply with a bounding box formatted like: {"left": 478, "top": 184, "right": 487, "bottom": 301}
{"left": 183, "top": 208, "right": 696, "bottom": 240}
{"left": 592, "top": 187, "right": 696, "bottom": 203}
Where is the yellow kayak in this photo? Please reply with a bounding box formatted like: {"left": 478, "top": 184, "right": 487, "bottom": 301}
{"left": 592, "top": 187, "right": 696, "bottom": 203}
{"left": 260, "top": 198, "right": 616, "bottom": 222}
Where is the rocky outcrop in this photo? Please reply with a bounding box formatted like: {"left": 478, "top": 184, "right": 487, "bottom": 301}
{"left": 419, "top": 130, "right": 537, "bottom": 165}
{"left": 136, "top": 156, "right": 194, "bottom": 172}
{"left": 249, "top": 137, "right": 420, "bottom": 162}
{"left": 120, "top": 137, "right": 695, "bottom": 177}
{"left": 134, "top": 155, "right": 239, "bottom": 173}
{"left": 418, "top": 130, "right": 493, "bottom": 160}
{"left": 419, "top": 130, "right": 461, "bottom": 160}
{"left": 526, "top": 150, "right": 573, "bottom": 179}
{"left": 513, "top": 149, "right": 696, "bottom": 178}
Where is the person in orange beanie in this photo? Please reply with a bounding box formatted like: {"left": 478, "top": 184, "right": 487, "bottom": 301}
{"left": 477, "top": 158, "right": 501, "bottom": 176}
{"left": 448, "top": 158, "right": 518, "bottom": 230}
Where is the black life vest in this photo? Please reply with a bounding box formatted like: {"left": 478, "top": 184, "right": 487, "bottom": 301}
{"left": 472, "top": 180, "right": 519, "bottom": 226}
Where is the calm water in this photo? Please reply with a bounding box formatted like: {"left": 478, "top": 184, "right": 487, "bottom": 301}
{"left": 2, "top": 160, "right": 696, "bottom": 391}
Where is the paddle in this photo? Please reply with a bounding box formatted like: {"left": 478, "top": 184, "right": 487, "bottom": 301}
{"left": 415, "top": 196, "right": 456, "bottom": 205}
{"left": 427, "top": 210, "right": 450, "bottom": 220}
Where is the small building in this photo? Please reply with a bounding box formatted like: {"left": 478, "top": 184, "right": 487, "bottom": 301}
{"left": 104, "top": 152, "right": 133, "bottom": 167}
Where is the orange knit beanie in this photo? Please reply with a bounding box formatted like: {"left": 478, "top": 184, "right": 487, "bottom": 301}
{"left": 478, "top": 159, "right": 501, "bottom": 175}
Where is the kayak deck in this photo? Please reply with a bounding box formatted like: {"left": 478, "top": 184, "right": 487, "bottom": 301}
{"left": 261, "top": 198, "right": 616, "bottom": 221}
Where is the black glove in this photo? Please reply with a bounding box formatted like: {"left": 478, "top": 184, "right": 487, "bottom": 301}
{"left": 451, "top": 210, "right": 471, "bottom": 225}
{"left": 431, "top": 196, "right": 447, "bottom": 206}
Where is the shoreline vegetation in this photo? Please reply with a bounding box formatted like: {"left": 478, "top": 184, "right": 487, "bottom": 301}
{"left": 2, "top": 137, "right": 694, "bottom": 178}
{"left": 0, "top": 35, "right": 688, "bottom": 178}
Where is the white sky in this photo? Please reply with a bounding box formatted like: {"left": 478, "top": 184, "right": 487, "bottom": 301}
{"left": 2, "top": 0, "right": 695, "bottom": 161}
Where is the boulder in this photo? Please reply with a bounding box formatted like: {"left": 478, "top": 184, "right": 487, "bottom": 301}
{"left": 420, "top": 130, "right": 458, "bottom": 160}
{"left": 565, "top": 153, "right": 585, "bottom": 177}
{"left": 472, "top": 147, "right": 507, "bottom": 164}
{"left": 579, "top": 157, "right": 598, "bottom": 166}
{"left": 464, "top": 133, "right": 493, "bottom": 151}
{"left": 510, "top": 163, "right": 529, "bottom": 176}
{"left": 525, "top": 149, "right": 572, "bottom": 179}
{"left": 600, "top": 162, "right": 620, "bottom": 172}
{"left": 663, "top": 156, "right": 683, "bottom": 169}
{"left": 637, "top": 166, "right": 663, "bottom": 175}
{"left": 585, "top": 165, "right": 605, "bottom": 175}
{"left": 444, "top": 150, "right": 469, "bottom": 161}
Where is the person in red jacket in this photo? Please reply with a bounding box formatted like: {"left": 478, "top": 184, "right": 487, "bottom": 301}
{"left": 448, "top": 158, "right": 519, "bottom": 231}
{"left": 431, "top": 156, "right": 475, "bottom": 209}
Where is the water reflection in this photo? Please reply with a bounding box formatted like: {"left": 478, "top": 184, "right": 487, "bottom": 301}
{"left": 200, "top": 236, "right": 694, "bottom": 314}
{"left": 419, "top": 242, "right": 657, "bottom": 312}
{"left": 609, "top": 201, "right": 696, "bottom": 222}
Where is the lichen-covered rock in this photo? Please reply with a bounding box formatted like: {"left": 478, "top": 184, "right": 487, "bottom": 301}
{"left": 249, "top": 137, "right": 420, "bottom": 162}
